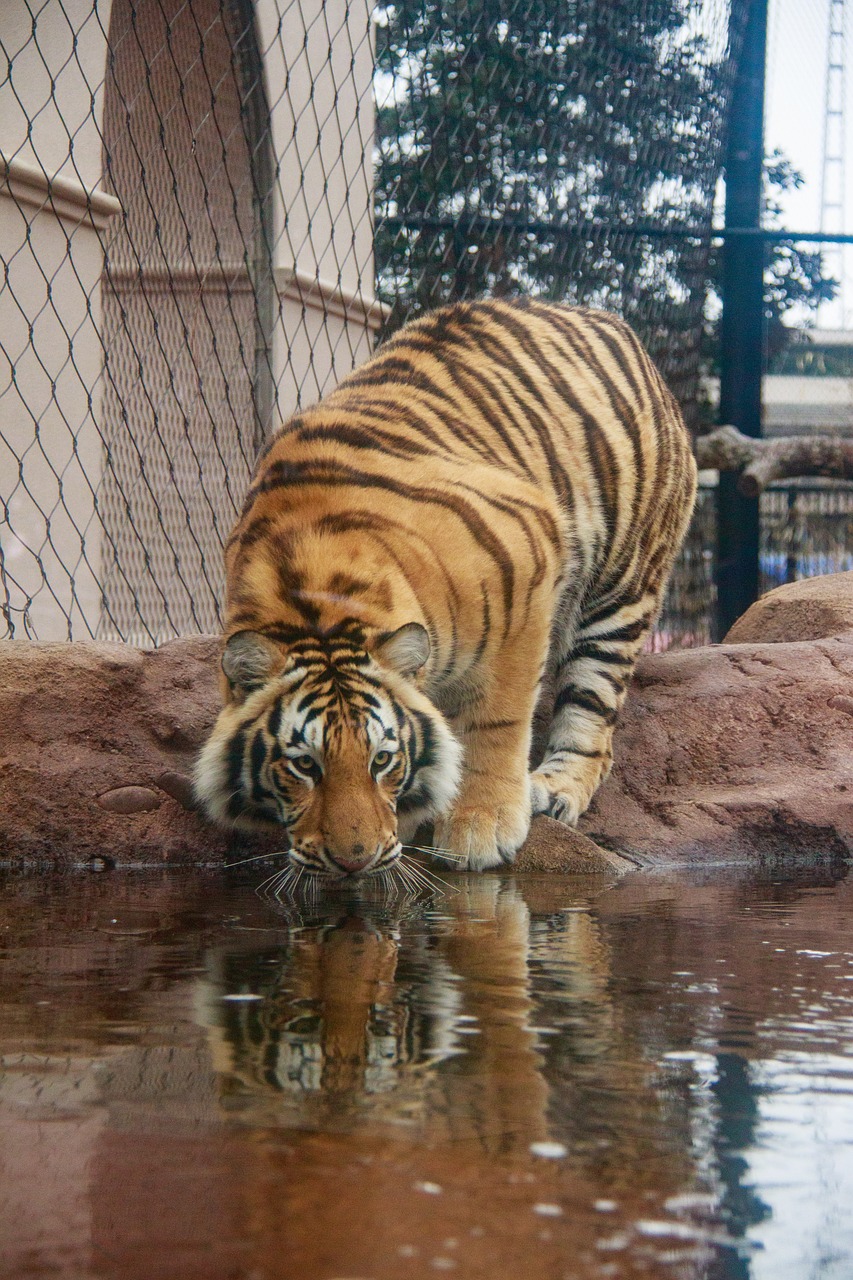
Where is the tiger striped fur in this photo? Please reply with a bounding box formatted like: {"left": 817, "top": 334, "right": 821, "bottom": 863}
{"left": 195, "top": 298, "right": 697, "bottom": 875}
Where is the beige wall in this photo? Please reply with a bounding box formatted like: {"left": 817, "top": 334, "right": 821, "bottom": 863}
{"left": 256, "top": 0, "right": 387, "bottom": 421}
{"left": 0, "top": 0, "right": 117, "bottom": 639}
{"left": 1, "top": 0, "right": 384, "bottom": 641}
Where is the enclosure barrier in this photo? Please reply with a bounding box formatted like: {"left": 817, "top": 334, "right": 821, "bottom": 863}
{"left": 1, "top": 0, "right": 849, "bottom": 649}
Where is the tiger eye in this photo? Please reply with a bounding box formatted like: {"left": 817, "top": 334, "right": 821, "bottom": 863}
{"left": 292, "top": 754, "right": 317, "bottom": 775}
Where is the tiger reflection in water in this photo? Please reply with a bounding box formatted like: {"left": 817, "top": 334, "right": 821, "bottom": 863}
{"left": 197, "top": 880, "right": 616, "bottom": 1150}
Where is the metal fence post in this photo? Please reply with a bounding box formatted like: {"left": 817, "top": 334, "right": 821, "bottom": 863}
{"left": 715, "top": 0, "right": 768, "bottom": 640}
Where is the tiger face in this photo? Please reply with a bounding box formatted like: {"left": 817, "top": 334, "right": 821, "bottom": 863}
{"left": 194, "top": 623, "right": 463, "bottom": 877}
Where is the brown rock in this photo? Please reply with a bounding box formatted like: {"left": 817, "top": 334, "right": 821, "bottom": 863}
{"left": 156, "top": 771, "right": 199, "bottom": 811}
{"left": 0, "top": 637, "right": 278, "bottom": 867}
{"left": 513, "top": 818, "right": 634, "bottom": 874}
{"left": 3, "top": 576, "right": 853, "bottom": 870}
{"left": 580, "top": 631, "right": 853, "bottom": 866}
{"left": 97, "top": 786, "right": 162, "bottom": 814}
{"left": 723, "top": 570, "right": 853, "bottom": 644}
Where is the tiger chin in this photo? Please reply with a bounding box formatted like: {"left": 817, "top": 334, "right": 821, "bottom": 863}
{"left": 195, "top": 299, "right": 697, "bottom": 876}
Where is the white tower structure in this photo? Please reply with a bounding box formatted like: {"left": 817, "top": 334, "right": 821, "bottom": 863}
{"left": 819, "top": 0, "right": 848, "bottom": 326}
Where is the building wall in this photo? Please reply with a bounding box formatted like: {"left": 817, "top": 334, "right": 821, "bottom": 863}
{"left": 0, "top": 0, "right": 118, "bottom": 638}
{"left": 0, "top": 0, "right": 385, "bottom": 642}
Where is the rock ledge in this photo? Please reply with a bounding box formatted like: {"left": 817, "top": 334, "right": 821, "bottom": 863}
{"left": 2, "top": 573, "right": 852, "bottom": 871}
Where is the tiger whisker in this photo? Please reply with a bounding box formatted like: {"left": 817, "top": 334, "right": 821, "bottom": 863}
{"left": 394, "top": 862, "right": 429, "bottom": 900}
{"left": 225, "top": 850, "right": 289, "bottom": 870}
{"left": 274, "top": 865, "right": 303, "bottom": 902}
{"left": 398, "top": 852, "right": 459, "bottom": 895}
{"left": 401, "top": 843, "right": 467, "bottom": 863}
{"left": 396, "top": 856, "right": 450, "bottom": 897}
{"left": 256, "top": 868, "right": 284, "bottom": 895}
{"left": 401, "top": 843, "right": 458, "bottom": 856}
{"left": 389, "top": 857, "right": 418, "bottom": 891}
{"left": 381, "top": 867, "right": 401, "bottom": 902}
{"left": 262, "top": 868, "right": 291, "bottom": 898}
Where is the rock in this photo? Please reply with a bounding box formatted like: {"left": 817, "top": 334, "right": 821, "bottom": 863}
{"left": 723, "top": 570, "right": 853, "bottom": 644}
{"left": 3, "top": 571, "right": 853, "bottom": 870}
{"left": 97, "top": 786, "right": 162, "bottom": 814}
{"left": 156, "top": 771, "right": 199, "bottom": 811}
{"left": 513, "top": 818, "right": 634, "bottom": 874}
{"left": 580, "top": 631, "right": 853, "bottom": 866}
{"left": 0, "top": 637, "right": 278, "bottom": 867}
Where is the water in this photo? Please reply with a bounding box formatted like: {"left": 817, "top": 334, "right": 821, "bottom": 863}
{"left": 1, "top": 864, "right": 851, "bottom": 1279}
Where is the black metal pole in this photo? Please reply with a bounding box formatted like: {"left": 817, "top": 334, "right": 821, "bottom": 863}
{"left": 715, "top": 0, "right": 768, "bottom": 640}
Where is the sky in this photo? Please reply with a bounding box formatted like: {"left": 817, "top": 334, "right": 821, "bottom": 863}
{"left": 764, "top": 0, "right": 852, "bottom": 328}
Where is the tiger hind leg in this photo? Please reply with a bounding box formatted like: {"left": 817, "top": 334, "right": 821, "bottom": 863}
{"left": 529, "top": 589, "right": 658, "bottom": 826}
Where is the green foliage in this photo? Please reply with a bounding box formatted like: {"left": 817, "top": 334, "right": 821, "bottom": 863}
{"left": 699, "top": 151, "right": 839, "bottom": 408}
{"left": 373, "top": 0, "right": 734, "bottom": 414}
{"left": 373, "top": 3, "right": 836, "bottom": 424}
{"left": 761, "top": 150, "right": 838, "bottom": 356}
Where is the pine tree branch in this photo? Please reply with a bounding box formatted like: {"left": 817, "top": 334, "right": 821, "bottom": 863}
{"left": 694, "top": 425, "right": 853, "bottom": 497}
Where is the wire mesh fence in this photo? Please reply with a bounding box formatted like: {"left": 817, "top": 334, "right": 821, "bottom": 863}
{"left": 0, "top": 0, "right": 850, "bottom": 649}
{"left": 1, "top": 0, "right": 379, "bottom": 644}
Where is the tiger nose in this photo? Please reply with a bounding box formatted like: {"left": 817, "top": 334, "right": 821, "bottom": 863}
{"left": 330, "top": 842, "right": 373, "bottom": 874}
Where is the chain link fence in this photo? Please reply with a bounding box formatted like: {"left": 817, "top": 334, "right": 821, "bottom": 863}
{"left": 2, "top": 0, "right": 379, "bottom": 643}
{"left": 1, "top": 0, "right": 850, "bottom": 649}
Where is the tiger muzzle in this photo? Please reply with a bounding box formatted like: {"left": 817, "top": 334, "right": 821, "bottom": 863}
{"left": 326, "top": 841, "right": 381, "bottom": 875}
{"left": 320, "top": 772, "right": 395, "bottom": 877}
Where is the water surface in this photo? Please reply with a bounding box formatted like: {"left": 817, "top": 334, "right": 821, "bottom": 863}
{"left": 1, "top": 864, "right": 851, "bottom": 1279}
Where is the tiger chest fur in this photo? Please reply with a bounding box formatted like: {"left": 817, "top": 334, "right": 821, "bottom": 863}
{"left": 195, "top": 299, "right": 697, "bottom": 876}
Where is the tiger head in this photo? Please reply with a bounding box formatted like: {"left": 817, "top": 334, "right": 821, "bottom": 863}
{"left": 194, "top": 622, "right": 462, "bottom": 877}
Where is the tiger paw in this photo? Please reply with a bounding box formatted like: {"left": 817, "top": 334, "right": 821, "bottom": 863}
{"left": 529, "top": 772, "right": 587, "bottom": 827}
{"left": 433, "top": 803, "right": 530, "bottom": 872}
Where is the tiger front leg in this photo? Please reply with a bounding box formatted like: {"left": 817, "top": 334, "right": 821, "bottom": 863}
{"left": 433, "top": 734, "right": 532, "bottom": 872}
{"left": 433, "top": 676, "right": 542, "bottom": 872}
{"left": 530, "top": 594, "right": 655, "bottom": 827}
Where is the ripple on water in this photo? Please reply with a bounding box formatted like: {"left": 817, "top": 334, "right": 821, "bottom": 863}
{"left": 0, "top": 866, "right": 851, "bottom": 1278}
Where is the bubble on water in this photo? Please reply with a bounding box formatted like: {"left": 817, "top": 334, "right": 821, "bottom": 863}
{"left": 662, "top": 1051, "right": 717, "bottom": 1074}
{"left": 664, "top": 1193, "right": 717, "bottom": 1213}
{"left": 533, "top": 1203, "right": 563, "bottom": 1217}
{"left": 596, "top": 1234, "right": 630, "bottom": 1251}
{"left": 529, "top": 1140, "right": 567, "bottom": 1158}
{"left": 636, "top": 1220, "right": 699, "bottom": 1239}
{"left": 414, "top": 1181, "right": 443, "bottom": 1195}
{"left": 594, "top": 1199, "right": 618, "bottom": 1212}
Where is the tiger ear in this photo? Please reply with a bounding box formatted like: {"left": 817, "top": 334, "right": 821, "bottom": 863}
{"left": 374, "top": 622, "right": 431, "bottom": 678}
{"left": 222, "top": 630, "right": 284, "bottom": 695}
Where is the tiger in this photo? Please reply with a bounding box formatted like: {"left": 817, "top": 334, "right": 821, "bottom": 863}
{"left": 194, "top": 298, "right": 697, "bottom": 876}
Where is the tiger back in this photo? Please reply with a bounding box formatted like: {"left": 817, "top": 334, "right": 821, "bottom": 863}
{"left": 194, "top": 298, "right": 697, "bottom": 873}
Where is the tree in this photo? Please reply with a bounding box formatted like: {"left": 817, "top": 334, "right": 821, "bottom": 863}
{"left": 373, "top": 3, "right": 836, "bottom": 431}
{"left": 373, "top": 0, "right": 736, "bottom": 420}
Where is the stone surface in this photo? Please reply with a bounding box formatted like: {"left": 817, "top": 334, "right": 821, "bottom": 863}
{"left": 579, "top": 632, "right": 853, "bottom": 866}
{"left": 2, "top": 572, "right": 853, "bottom": 870}
{"left": 513, "top": 819, "right": 634, "bottom": 874}
{"left": 0, "top": 637, "right": 279, "bottom": 867}
{"left": 723, "top": 570, "right": 853, "bottom": 644}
